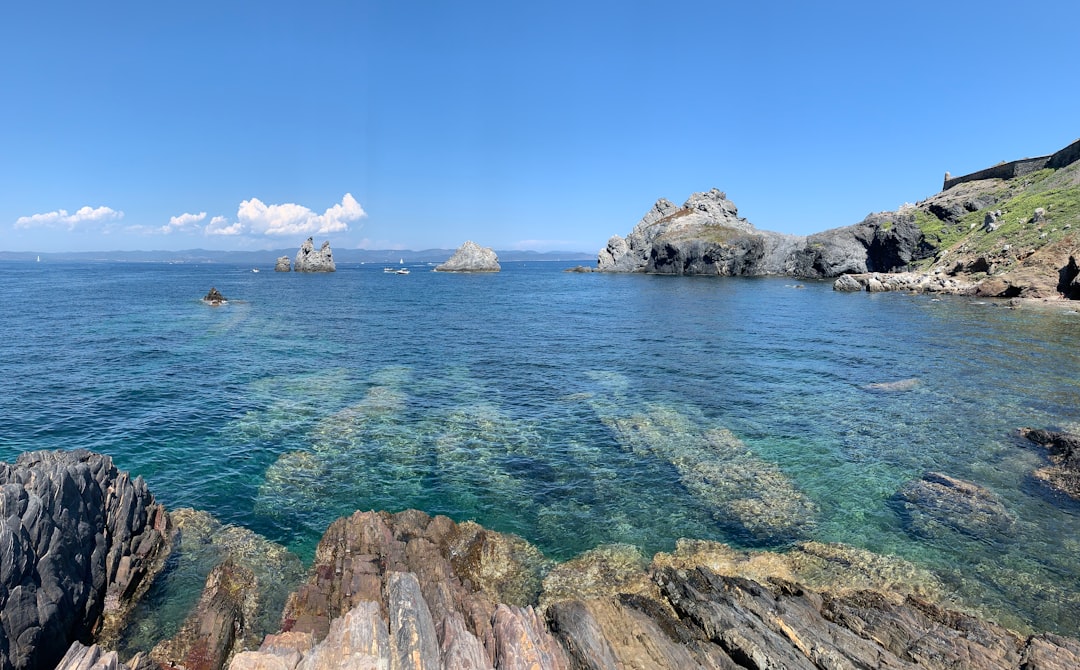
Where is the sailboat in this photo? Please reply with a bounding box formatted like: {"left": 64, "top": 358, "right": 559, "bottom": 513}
{"left": 36, "top": 255, "right": 41, "bottom": 262}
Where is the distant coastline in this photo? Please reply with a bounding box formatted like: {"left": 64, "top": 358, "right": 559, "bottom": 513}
{"left": 0, "top": 248, "right": 595, "bottom": 264}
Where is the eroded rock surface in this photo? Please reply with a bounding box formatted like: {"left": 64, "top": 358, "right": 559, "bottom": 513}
{"left": 894, "top": 472, "right": 1018, "bottom": 540}
{"left": 1020, "top": 428, "right": 1080, "bottom": 499}
{"left": 0, "top": 450, "right": 170, "bottom": 670}
{"left": 293, "top": 238, "right": 336, "bottom": 273}
{"left": 435, "top": 241, "right": 501, "bottom": 272}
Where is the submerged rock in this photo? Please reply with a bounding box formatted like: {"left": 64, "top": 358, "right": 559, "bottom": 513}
{"left": 273, "top": 256, "right": 291, "bottom": 272}
{"left": 894, "top": 472, "right": 1018, "bottom": 540}
{"left": 293, "top": 237, "right": 336, "bottom": 272}
{"left": 0, "top": 450, "right": 171, "bottom": 670}
{"left": 435, "top": 240, "right": 501, "bottom": 272}
{"left": 1019, "top": 428, "right": 1080, "bottom": 499}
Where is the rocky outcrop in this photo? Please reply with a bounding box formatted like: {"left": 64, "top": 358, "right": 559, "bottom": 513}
{"left": 0, "top": 450, "right": 170, "bottom": 670}
{"left": 435, "top": 241, "right": 501, "bottom": 272}
{"left": 293, "top": 238, "right": 336, "bottom": 273}
{"left": 832, "top": 271, "right": 977, "bottom": 294}
{"left": 202, "top": 287, "right": 226, "bottom": 305}
{"left": 894, "top": 472, "right": 1017, "bottom": 540}
{"left": 273, "top": 256, "right": 291, "bottom": 272}
{"left": 1020, "top": 428, "right": 1080, "bottom": 499}
{"left": 596, "top": 190, "right": 932, "bottom": 278}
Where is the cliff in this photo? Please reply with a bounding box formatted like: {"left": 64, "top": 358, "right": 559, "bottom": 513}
{"left": 598, "top": 139, "right": 1080, "bottom": 298}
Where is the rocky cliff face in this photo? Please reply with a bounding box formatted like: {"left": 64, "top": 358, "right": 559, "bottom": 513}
{"left": 435, "top": 240, "right": 501, "bottom": 272}
{"left": 596, "top": 189, "right": 929, "bottom": 278}
{"left": 0, "top": 450, "right": 170, "bottom": 670}
{"left": 293, "top": 238, "right": 336, "bottom": 272}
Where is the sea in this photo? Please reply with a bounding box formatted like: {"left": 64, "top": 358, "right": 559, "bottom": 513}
{"left": 2, "top": 259, "right": 1079, "bottom": 639}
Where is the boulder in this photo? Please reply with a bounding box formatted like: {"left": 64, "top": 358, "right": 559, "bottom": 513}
{"left": 832, "top": 274, "right": 863, "bottom": 292}
{"left": 293, "top": 238, "right": 336, "bottom": 273}
{"left": 893, "top": 472, "right": 1017, "bottom": 539}
{"left": 273, "top": 256, "right": 291, "bottom": 272}
{"left": 435, "top": 241, "right": 500, "bottom": 272}
{"left": 0, "top": 450, "right": 170, "bottom": 670}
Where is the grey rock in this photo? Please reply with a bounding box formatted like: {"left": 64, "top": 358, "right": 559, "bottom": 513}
{"left": 1020, "top": 428, "right": 1080, "bottom": 500}
{"left": 388, "top": 572, "right": 440, "bottom": 670}
{"left": 1034, "top": 207, "right": 1047, "bottom": 223}
{"left": 274, "top": 256, "right": 291, "bottom": 272}
{"left": 894, "top": 472, "right": 1017, "bottom": 540}
{"left": 293, "top": 238, "right": 336, "bottom": 273}
{"left": 0, "top": 450, "right": 170, "bottom": 670}
{"left": 832, "top": 274, "right": 864, "bottom": 292}
{"left": 435, "top": 241, "right": 500, "bottom": 272}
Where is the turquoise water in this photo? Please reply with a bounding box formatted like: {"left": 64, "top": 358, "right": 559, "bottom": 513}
{"left": 2, "top": 260, "right": 1079, "bottom": 635}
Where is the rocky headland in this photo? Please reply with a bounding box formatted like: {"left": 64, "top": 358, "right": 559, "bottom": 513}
{"left": 293, "top": 238, "right": 336, "bottom": 273}
{"left": 596, "top": 139, "right": 1080, "bottom": 301}
{"left": 435, "top": 241, "right": 501, "bottom": 272}
{"left": 5, "top": 449, "right": 1080, "bottom": 670}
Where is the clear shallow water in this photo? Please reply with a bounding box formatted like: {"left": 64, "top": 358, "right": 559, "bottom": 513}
{"left": 2, "top": 260, "right": 1079, "bottom": 635}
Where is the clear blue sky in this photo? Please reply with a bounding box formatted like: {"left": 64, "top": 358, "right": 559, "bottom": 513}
{"left": 2, "top": 1, "right": 1077, "bottom": 253}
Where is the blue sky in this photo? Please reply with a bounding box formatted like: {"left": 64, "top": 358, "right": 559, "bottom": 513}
{"left": 2, "top": 1, "right": 1077, "bottom": 254}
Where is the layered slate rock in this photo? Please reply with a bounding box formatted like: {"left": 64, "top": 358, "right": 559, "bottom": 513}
{"left": 435, "top": 240, "right": 501, "bottom": 272}
{"left": 293, "top": 238, "right": 336, "bottom": 272}
{"left": 1020, "top": 428, "right": 1080, "bottom": 499}
{"left": 0, "top": 450, "right": 170, "bottom": 670}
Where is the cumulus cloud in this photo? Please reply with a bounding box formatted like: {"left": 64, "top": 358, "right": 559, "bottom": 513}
{"left": 161, "top": 211, "right": 207, "bottom": 234}
{"left": 15, "top": 205, "right": 123, "bottom": 230}
{"left": 237, "top": 193, "right": 365, "bottom": 236}
{"left": 205, "top": 215, "right": 243, "bottom": 236}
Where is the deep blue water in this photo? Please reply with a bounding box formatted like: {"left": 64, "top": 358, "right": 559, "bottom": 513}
{"left": 2, "top": 260, "right": 1079, "bottom": 635}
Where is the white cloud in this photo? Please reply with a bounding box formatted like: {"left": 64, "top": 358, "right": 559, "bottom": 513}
{"left": 15, "top": 205, "right": 123, "bottom": 230}
{"left": 161, "top": 211, "right": 207, "bottom": 234}
{"left": 205, "top": 215, "right": 243, "bottom": 236}
{"left": 237, "top": 193, "right": 365, "bottom": 236}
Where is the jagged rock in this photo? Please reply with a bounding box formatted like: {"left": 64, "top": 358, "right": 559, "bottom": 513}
{"left": 435, "top": 241, "right": 500, "bottom": 272}
{"left": 202, "top": 287, "right": 227, "bottom": 305}
{"left": 894, "top": 472, "right": 1018, "bottom": 540}
{"left": 0, "top": 450, "right": 170, "bottom": 670}
{"left": 274, "top": 257, "right": 291, "bottom": 273}
{"left": 1058, "top": 256, "right": 1080, "bottom": 299}
{"left": 1020, "top": 428, "right": 1080, "bottom": 499}
{"left": 293, "top": 238, "right": 336, "bottom": 273}
{"left": 832, "top": 274, "right": 863, "bottom": 291}
{"left": 54, "top": 642, "right": 155, "bottom": 670}
{"left": 151, "top": 560, "right": 254, "bottom": 670}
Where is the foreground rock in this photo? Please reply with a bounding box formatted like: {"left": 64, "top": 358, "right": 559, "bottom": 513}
{"left": 1020, "top": 428, "right": 1080, "bottom": 499}
{"left": 273, "top": 256, "right": 291, "bottom": 272}
{"left": 833, "top": 271, "right": 977, "bottom": 294}
{"left": 435, "top": 240, "right": 501, "bottom": 272}
{"left": 293, "top": 238, "right": 336, "bottom": 272}
{"left": 0, "top": 450, "right": 170, "bottom": 670}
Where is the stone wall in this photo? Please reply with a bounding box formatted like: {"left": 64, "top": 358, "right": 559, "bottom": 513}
{"left": 943, "top": 138, "right": 1080, "bottom": 191}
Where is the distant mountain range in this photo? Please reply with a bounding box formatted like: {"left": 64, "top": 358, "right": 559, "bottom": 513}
{"left": 0, "top": 248, "right": 595, "bottom": 264}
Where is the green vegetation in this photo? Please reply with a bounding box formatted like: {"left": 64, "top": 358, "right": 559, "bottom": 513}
{"left": 913, "top": 209, "right": 967, "bottom": 250}
{"left": 968, "top": 186, "right": 1080, "bottom": 254}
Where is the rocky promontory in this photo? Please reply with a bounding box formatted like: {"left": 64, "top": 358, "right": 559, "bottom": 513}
{"left": 600, "top": 139, "right": 1080, "bottom": 301}
{"left": 293, "top": 238, "right": 336, "bottom": 272}
{"left": 435, "top": 240, "right": 501, "bottom": 272}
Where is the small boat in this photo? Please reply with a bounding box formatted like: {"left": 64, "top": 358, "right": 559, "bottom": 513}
{"left": 383, "top": 267, "right": 396, "bottom": 273}
{"left": 251, "top": 268, "right": 260, "bottom": 273}
{"left": 36, "top": 255, "right": 41, "bottom": 262}
{"left": 396, "top": 268, "right": 410, "bottom": 275}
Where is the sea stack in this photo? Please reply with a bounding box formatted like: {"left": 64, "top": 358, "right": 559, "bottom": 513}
{"left": 294, "top": 237, "right": 336, "bottom": 272}
{"left": 202, "top": 287, "right": 226, "bottom": 305}
{"left": 435, "top": 240, "right": 500, "bottom": 272}
{"left": 274, "top": 256, "right": 291, "bottom": 272}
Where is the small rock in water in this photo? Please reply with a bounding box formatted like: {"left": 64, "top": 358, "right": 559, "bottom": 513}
{"left": 862, "top": 378, "right": 919, "bottom": 392}
{"left": 202, "top": 287, "right": 226, "bottom": 305}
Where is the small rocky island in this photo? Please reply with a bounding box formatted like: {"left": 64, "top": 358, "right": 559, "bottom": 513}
{"left": 202, "top": 287, "right": 226, "bottom": 305}
{"left": 293, "top": 237, "right": 336, "bottom": 272}
{"left": 435, "top": 240, "right": 500, "bottom": 272}
{"left": 273, "top": 256, "right": 291, "bottom": 272}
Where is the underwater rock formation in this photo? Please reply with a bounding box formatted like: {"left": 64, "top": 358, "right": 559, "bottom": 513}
{"left": 894, "top": 472, "right": 1018, "bottom": 540}
{"left": 0, "top": 450, "right": 170, "bottom": 670}
{"left": 1020, "top": 427, "right": 1080, "bottom": 499}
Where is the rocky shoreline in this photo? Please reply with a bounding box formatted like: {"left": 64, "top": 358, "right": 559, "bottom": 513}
{"left": 4, "top": 447, "right": 1080, "bottom": 670}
